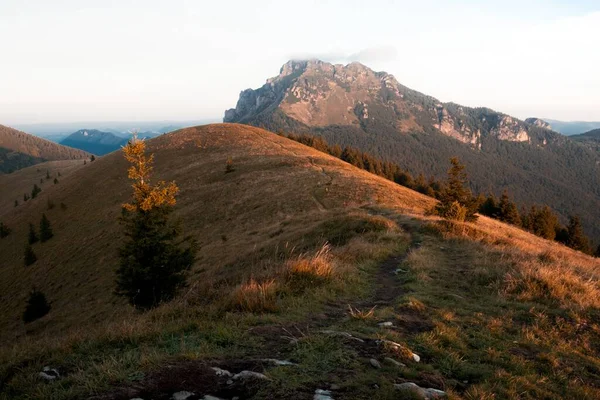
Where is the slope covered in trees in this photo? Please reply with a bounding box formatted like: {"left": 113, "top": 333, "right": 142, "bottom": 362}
{"left": 224, "top": 60, "right": 600, "bottom": 242}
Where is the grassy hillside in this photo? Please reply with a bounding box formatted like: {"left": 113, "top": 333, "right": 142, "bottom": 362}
{"left": 0, "top": 125, "right": 90, "bottom": 173}
{"left": 1, "top": 124, "right": 599, "bottom": 399}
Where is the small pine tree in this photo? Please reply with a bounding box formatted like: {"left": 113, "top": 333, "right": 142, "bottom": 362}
{"left": 23, "top": 289, "right": 50, "bottom": 323}
{"left": 24, "top": 193, "right": 29, "bottom": 202}
{"left": 479, "top": 194, "right": 500, "bottom": 218}
{"left": 84, "top": 160, "right": 87, "bottom": 165}
{"left": 24, "top": 244, "right": 37, "bottom": 266}
{"left": 565, "top": 215, "right": 591, "bottom": 253}
{"left": 31, "top": 184, "right": 41, "bottom": 199}
{"left": 0, "top": 222, "right": 11, "bottom": 238}
{"left": 46, "top": 170, "right": 50, "bottom": 180}
{"left": 225, "top": 157, "right": 235, "bottom": 173}
{"left": 58, "top": 172, "right": 61, "bottom": 177}
{"left": 53, "top": 178, "right": 59, "bottom": 184}
{"left": 498, "top": 191, "right": 521, "bottom": 226}
{"left": 60, "top": 202, "right": 67, "bottom": 211}
{"left": 28, "top": 223, "right": 38, "bottom": 244}
{"left": 46, "top": 198, "right": 55, "bottom": 210}
{"left": 116, "top": 134, "right": 196, "bottom": 309}
{"left": 91, "top": 155, "right": 96, "bottom": 162}
{"left": 14, "top": 200, "right": 18, "bottom": 207}
{"left": 436, "top": 157, "right": 478, "bottom": 221}
{"left": 39, "top": 214, "right": 53, "bottom": 242}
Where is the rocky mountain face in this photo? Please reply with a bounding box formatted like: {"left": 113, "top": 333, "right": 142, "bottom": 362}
{"left": 224, "top": 60, "right": 600, "bottom": 242}
{"left": 61, "top": 129, "right": 128, "bottom": 156}
{"left": 225, "top": 60, "right": 545, "bottom": 147}
{"left": 525, "top": 117, "right": 552, "bottom": 130}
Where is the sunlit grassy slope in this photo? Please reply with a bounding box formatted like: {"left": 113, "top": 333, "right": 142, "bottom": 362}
{"left": 1, "top": 123, "right": 599, "bottom": 399}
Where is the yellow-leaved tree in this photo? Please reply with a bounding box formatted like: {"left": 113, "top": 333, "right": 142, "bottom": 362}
{"left": 116, "top": 134, "right": 196, "bottom": 309}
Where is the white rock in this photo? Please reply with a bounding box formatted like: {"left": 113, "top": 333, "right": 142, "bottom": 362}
{"left": 412, "top": 353, "right": 421, "bottom": 363}
{"left": 369, "top": 358, "right": 381, "bottom": 369}
{"left": 378, "top": 321, "right": 393, "bottom": 327}
{"left": 39, "top": 366, "right": 60, "bottom": 381}
{"left": 203, "top": 396, "right": 225, "bottom": 400}
{"left": 261, "top": 358, "right": 296, "bottom": 366}
{"left": 394, "top": 382, "right": 447, "bottom": 399}
{"left": 211, "top": 367, "right": 233, "bottom": 377}
{"left": 172, "top": 391, "right": 195, "bottom": 400}
{"left": 314, "top": 388, "right": 334, "bottom": 400}
{"left": 232, "top": 370, "right": 269, "bottom": 381}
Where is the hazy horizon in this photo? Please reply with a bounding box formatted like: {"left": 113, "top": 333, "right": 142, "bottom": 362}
{"left": 1, "top": 0, "right": 599, "bottom": 124}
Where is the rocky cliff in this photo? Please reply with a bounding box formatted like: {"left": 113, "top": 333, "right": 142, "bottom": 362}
{"left": 225, "top": 60, "right": 546, "bottom": 147}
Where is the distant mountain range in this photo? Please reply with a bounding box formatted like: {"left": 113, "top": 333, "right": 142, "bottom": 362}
{"left": 224, "top": 59, "right": 600, "bottom": 241}
{"left": 0, "top": 125, "right": 89, "bottom": 173}
{"left": 60, "top": 129, "right": 172, "bottom": 155}
{"left": 12, "top": 120, "right": 217, "bottom": 142}
{"left": 60, "top": 130, "right": 129, "bottom": 156}
{"left": 542, "top": 119, "right": 600, "bottom": 136}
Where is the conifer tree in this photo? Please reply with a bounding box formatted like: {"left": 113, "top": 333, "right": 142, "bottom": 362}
{"left": 498, "top": 191, "right": 521, "bottom": 226}
{"left": 54, "top": 178, "right": 59, "bottom": 184}
{"left": 23, "top": 289, "right": 50, "bottom": 323}
{"left": 31, "top": 184, "right": 41, "bottom": 199}
{"left": 436, "top": 157, "right": 478, "bottom": 221}
{"left": 46, "top": 170, "right": 50, "bottom": 180}
{"left": 479, "top": 194, "right": 500, "bottom": 217}
{"left": 0, "top": 222, "right": 11, "bottom": 238}
{"left": 91, "top": 155, "right": 96, "bottom": 162}
{"left": 565, "top": 215, "right": 591, "bottom": 253}
{"left": 28, "top": 223, "right": 38, "bottom": 244}
{"left": 39, "top": 214, "right": 53, "bottom": 242}
{"left": 116, "top": 134, "right": 196, "bottom": 309}
{"left": 14, "top": 200, "right": 18, "bottom": 207}
{"left": 24, "top": 244, "right": 37, "bottom": 266}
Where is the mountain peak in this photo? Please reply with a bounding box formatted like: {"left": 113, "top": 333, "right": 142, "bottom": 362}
{"left": 224, "top": 59, "right": 547, "bottom": 147}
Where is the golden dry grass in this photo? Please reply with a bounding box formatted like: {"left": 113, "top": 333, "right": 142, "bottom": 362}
{"left": 0, "top": 123, "right": 434, "bottom": 344}
{"left": 229, "top": 278, "right": 278, "bottom": 313}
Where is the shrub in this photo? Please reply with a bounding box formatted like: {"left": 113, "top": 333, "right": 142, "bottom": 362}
{"left": 31, "top": 184, "right": 41, "bottom": 199}
{"left": 23, "top": 289, "right": 50, "bottom": 323}
{"left": 28, "top": 223, "right": 38, "bottom": 244}
{"left": 436, "top": 200, "right": 467, "bottom": 222}
{"left": 229, "top": 279, "right": 278, "bottom": 312}
{"left": 225, "top": 157, "right": 235, "bottom": 173}
{"left": 39, "top": 214, "right": 53, "bottom": 242}
{"left": 0, "top": 222, "right": 11, "bottom": 238}
{"left": 24, "top": 244, "right": 37, "bottom": 266}
{"left": 47, "top": 198, "right": 55, "bottom": 210}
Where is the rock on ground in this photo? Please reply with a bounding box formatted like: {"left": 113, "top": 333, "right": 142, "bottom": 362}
{"left": 394, "top": 382, "right": 447, "bottom": 399}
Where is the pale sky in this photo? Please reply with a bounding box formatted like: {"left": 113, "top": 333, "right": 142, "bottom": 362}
{"left": 1, "top": 0, "right": 599, "bottom": 124}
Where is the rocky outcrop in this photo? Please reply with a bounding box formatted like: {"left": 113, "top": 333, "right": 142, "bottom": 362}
{"left": 525, "top": 117, "right": 552, "bottom": 130}
{"left": 224, "top": 59, "right": 546, "bottom": 148}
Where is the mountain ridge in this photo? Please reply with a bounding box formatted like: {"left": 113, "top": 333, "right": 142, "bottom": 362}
{"left": 223, "top": 60, "right": 600, "bottom": 242}
{"left": 0, "top": 124, "right": 89, "bottom": 173}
